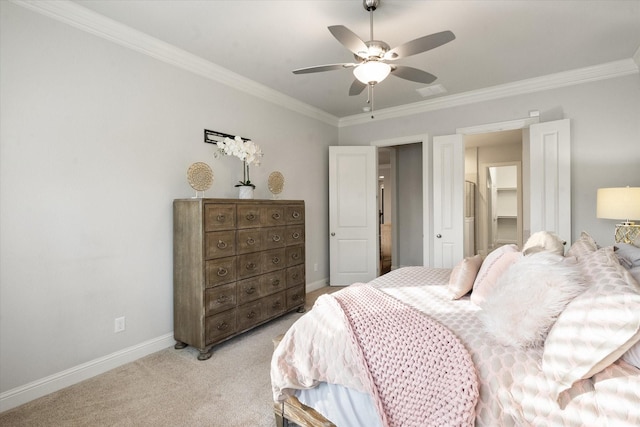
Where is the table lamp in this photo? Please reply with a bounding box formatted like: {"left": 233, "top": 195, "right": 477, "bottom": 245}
{"left": 596, "top": 186, "right": 640, "bottom": 244}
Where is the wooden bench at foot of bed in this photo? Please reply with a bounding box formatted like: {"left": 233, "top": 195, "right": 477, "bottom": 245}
{"left": 273, "top": 396, "right": 336, "bottom": 427}
{"left": 272, "top": 334, "right": 336, "bottom": 427}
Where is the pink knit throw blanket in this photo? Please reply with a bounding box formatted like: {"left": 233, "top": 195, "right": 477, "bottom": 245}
{"left": 332, "top": 285, "right": 479, "bottom": 427}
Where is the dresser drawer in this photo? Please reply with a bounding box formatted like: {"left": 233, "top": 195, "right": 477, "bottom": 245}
{"left": 287, "top": 265, "right": 305, "bottom": 287}
{"left": 285, "top": 205, "right": 304, "bottom": 224}
{"left": 204, "top": 230, "right": 237, "bottom": 259}
{"left": 263, "top": 227, "right": 286, "bottom": 250}
{"left": 205, "top": 310, "right": 237, "bottom": 344}
{"left": 286, "top": 285, "right": 305, "bottom": 309}
{"left": 237, "top": 205, "right": 261, "bottom": 228}
{"left": 237, "top": 301, "right": 263, "bottom": 331}
{"left": 286, "top": 245, "right": 304, "bottom": 267}
{"left": 262, "top": 248, "right": 286, "bottom": 273}
{"left": 263, "top": 292, "right": 286, "bottom": 318}
{"left": 262, "top": 206, "right": 286, "bottom": 227}
{"left": 205, "top": 256, "right": 237, "bottom": 287}
{"left": 237, "top": 276, "right": 262, "bottom": 305}
{"left": 205, "top": 282, "right": 237, "bottom": 315}
{"left": 237, "top": 252, "right": 261, "bottom": 279}
{"left": 237, "top": 228, "right": 263, "bottom": 254}
{"left": 285, "top": 225, "right": 305, "bottom": 246}
{"left": 262, "top": 270, "right": 286, "bottom": 295}
{"left": 204, "top": 204, "right": 236, "bottom": 231}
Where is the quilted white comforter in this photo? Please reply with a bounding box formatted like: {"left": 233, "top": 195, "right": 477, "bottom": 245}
{"left": 271, "top": 267, "right": 640, "bottom": 426}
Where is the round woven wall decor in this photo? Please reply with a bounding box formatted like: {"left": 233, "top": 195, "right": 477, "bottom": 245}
{"left": 268, "top": 171, "right": 284, "bottom": 195}
{"left": 187, "top": 162, "right": 214, "bottom": 191}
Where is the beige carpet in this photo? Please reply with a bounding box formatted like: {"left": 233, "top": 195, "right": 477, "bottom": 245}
{"left": 0, "top": 287, "right": 340, "bottom": 427}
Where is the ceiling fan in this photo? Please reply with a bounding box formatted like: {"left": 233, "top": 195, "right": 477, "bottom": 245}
{"left": 293, "top": 0, "right": 455, "bottom": 116}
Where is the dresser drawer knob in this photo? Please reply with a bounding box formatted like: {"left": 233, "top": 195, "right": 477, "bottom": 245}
{"left": 245, "top": 286, "right": 256, "bottom": 294}
{"left": 246, "top": 311, "right": 257, "bottom": 319}
{"left": 217, "top": 295, "right": 230, "bottom": 304}
{"left": 247, "top": 237, "right": 255, "bottom": 245}
{"left": 272, "top": 212, "right": 281, "bottom": 220}
{"left": 217, "top": 321, "right": 229, "bottom": 331}
{"left": 271, "top": 279, "right": 280, "bottom": 286}
{"left": 292, "top": 232, "right": 300, "bottom": 239}
{"left": 272, "top": 235, "right": 281, "bottom": 242}
{"left": 217, "top": 240, "right": 228, "bottom": 249}
{"left": 246, "top": 262, "right": 257, "bottom": 271}
{"left": 272, "top": 301, "right": 282, "bottom": 309}
{"left": 272, "top": 257, "right": 281, "bottom": 265}
{"left": 291, "top": 253, "right": 300, "bottom": 260}
{"left": 217, "top": 267, "right": 228, "bottom": 277}
{"left": 292, "top": 293, "right": 301, "bottom": 301}
{"left": 292, "top": 273, "right": 299, "bottom": 280}
{"left": 216, "top": 214, "right": 226, "bottom": 222}
{"left": 292, "top": 211, "right": 301, "bottom": 219}
{"left": 246, "top": 213, "right": 256, "bottom": 221}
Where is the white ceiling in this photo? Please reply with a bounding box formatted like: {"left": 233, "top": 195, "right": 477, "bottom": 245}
{"left": 73, "top": 0, "right": 640, "bottom": 119}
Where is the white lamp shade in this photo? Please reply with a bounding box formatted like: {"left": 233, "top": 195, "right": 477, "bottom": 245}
{"left": 353, "top": 61, "right": 391, "bottom": 84}
{"left": 596, "top": 187, "right": 640, "bottom": 221}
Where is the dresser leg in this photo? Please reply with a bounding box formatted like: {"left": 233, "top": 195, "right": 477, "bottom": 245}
{"left": 197, "top": 347, "right": 213, "bottom": 361}
{"left": 296, "top": 306, "right": 306, "bottom": 313}
{"left": 174, "top": 341, "right": 187, "bottom": 349}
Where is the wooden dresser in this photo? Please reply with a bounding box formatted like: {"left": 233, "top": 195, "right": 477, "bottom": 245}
{"left": 173, "top": 198, "right": 305, "bottom": 360}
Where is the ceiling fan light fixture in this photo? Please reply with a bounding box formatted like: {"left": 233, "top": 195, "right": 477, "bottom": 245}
{"left": 353, "top": 61, "right": 391, "bottom": 84}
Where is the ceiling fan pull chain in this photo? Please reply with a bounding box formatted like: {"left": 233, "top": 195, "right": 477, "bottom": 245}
{"left": 369, "top": 84, "right": 375, "bottom": 119}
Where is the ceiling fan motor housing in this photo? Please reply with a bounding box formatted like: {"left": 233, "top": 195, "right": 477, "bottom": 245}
{"left": 355, "top": 40, "right": 390, "bottom": 60}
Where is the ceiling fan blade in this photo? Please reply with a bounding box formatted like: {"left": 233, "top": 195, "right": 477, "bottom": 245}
{"left": 385, "top": 30, "right": 455, "bottom": 60}
{"left": 349, "top": 79, "right": 367, "bottom": 96}
{"left": 328, "top": 25, "right": 369, "bottom": 58}
{"left": 292, "top": 63, "right": 356, "bottom": 74}
{"left": 391, "top": 65, "right": 437, "bottom": 84}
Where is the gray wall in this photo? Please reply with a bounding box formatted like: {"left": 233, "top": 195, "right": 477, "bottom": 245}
{"left": 0, "top": 2, "right": 334, "bottom": 400}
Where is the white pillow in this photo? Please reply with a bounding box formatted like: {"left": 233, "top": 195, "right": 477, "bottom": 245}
{"left": 478, "top": 252, "right": 585, "bottom": 348}
{"left": 448, "top": 255, "right": 483, "bottom": 299}
{"left": 542, "top": 246, "right": 640, "bottom": 401}
{"left": 522, "top": 231, "right": 565, "bottom": 256}
{"left": 470, "top": 244, "right": 520, "bottom": 306}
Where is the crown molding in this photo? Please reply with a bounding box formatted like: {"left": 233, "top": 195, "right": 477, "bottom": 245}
{"left": 12, "top": 0, "right": 340, "bottom": 127}
{"left": 12, "top": 1, "right": 639, "bottom": 130}
{"left": 338, "top": 58, "right": 640, "bottom": 127}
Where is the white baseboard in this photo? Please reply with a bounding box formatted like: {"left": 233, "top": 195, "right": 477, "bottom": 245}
{"left": 0, "top": 333, "right": 175, "bottom": 413}
{"left": 306, "top": 277, "right": 328, "bottom": 293}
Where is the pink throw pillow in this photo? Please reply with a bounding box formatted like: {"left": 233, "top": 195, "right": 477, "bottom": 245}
{"left": 448, "top": 255, "right": 483, "bottom": 299}
{"left": 471, "top": 245, "right": 521, "bottom": 306}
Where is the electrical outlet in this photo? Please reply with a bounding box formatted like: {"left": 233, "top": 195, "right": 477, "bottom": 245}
{"left": 114, "top": 316, "right": 126, "bottom": 333}
{"left": 313, "top": 263, "right": 318, "bottom": 272}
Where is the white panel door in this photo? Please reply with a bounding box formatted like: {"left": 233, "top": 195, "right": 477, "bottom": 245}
{"left": 432, "top": 134, "right": 464, "bottom": 268}
{"left": 528, "top": 119, "right": 571, "bottom": 246}
{"left": 329, "top": 146, "right": 378, "bottom": 285}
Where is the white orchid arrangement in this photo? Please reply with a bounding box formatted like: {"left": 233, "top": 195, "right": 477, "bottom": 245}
{"left": 215, "top": 136, "right": 263, "bottom": 188}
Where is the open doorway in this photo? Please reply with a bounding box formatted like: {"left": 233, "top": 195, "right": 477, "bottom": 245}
{"left": 485, "top": 164, "right": 522, "bottom": 250}
{"left": 377, "top": 143, "right": 423, "bottom": 275}
{"left": 379, "top": 148, "right": 392, "bottom": 275}
{"left": 464, "top": 129, "right": 523, "bottom": 256}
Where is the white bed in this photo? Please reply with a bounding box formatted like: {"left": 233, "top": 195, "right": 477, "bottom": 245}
{"left": 271, "top": 232, "right": 640, "bottom": 426}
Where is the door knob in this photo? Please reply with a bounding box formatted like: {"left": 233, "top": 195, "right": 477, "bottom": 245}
{"left": 436, "top": 234, "right": 442, "bottom": 238}
{"left": 331, "top": 232, "right": 336, "bottom": 236}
